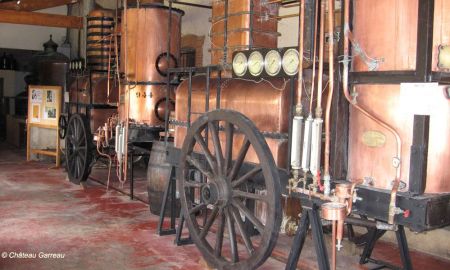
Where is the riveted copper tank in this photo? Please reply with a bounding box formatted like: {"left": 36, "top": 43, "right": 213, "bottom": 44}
{"left": 348, "top": 84, "right": 450, "bottom": 193}
{"left": 348, "top": 0, "right": 450, "bottom": 193}
{"left": 68, "top": 74, "right": 119, "bottom": 131}
{"left": 87, "top": 9, "right": 119, "bottom": 73}
{"left": 210, "top": 0, "right": 279, "bottom": 67}
{"left": 119, "top": 3, "right": 183, "bottom": 126}
{"left": 352, "top": 0, "right": 450, "bottom": 72}
{"left": 174, "top": 76, "right": 292, "bottom": 168}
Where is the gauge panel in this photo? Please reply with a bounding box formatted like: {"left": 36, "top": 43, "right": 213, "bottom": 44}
{"left": 231, "top": 47, "right": 300, "bottom": 78}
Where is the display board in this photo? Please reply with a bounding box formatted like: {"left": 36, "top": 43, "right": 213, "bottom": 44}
{"left": 26, "top": 85, "right": 62, "bottom": 167}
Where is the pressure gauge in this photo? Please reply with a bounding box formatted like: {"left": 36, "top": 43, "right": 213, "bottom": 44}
{"left": 264, "top": 49, "right": 282, "bottom": 76}
{"left": 232, "top": 52, "right": 248, "bottom": 77}
{"left": 282, "top": 48, "right": 300, "bottom": 76}
{"left": 248, "top": 51, "right": 264, "bottom": 76}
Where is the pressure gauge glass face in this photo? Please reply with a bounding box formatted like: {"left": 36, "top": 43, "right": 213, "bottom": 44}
{"left": 265, "top": 50, "right": 282, "bottom": 76}
{"left": 232, "top": 52, "right": 248, "bottom": 77}
{"left": 282, "top": 48, "right": 300, "bottom": 76}
{"left": 248, "top": 51, "right": 264, "bottom": 76}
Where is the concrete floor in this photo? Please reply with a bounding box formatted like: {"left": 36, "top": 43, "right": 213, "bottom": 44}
{"left": 0, "top": 142, "right": 449, "bottom": 270}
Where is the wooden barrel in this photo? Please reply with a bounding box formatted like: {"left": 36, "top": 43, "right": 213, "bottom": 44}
{"left": 147, "top": 141, "right": 180, "bottom": 216}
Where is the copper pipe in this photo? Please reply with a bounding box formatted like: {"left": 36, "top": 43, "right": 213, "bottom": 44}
{"left": 342, "top": 0, "right": 402, "bottom": 224}
{"left": 324, "top": 0, "right": 335, "bottom": 179}
{"left": 316, "top": 0, "right": 325, "bottom": 118}
{"left": 296, "top": 0, "right": 305, "bottom": 111}
{"left": 309, "top": 0, "right": 319, "bottom": 114}
{"left": 107, "top": 33, "right": 112, "bottom": 104}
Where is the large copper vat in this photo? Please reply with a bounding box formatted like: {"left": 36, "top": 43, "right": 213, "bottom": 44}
{"left": 349, "top": 0, "right": 450, "bottom": 193}
{"left": 352, "top": 0, "right": 450, "bottom": 72}
{"left": 68, "top": 74, "right": 118, "bottom": 132}
{"left": 348, "top": 84, "right": 450, "bottom": 193}
{"left": 119, "top": 4, "right": 183, "bottom": 126}
{"left": 210, "top": 0, "right": 279, "bottom": 66}
{"left": 174, "top": 76, "right": 291, "bottom": 168}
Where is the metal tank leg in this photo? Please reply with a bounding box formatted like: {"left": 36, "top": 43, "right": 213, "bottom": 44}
{"left": 285, "top": 204, "right": 330, "bottom": 270}
{"left": 359, "top": 225, "right": 412, "bottom": 270}
{"left": 157, "top": 166, "right": 177, "bottom": 235}
{"left": 174, "top": 212, "right": 193, "bottom": 246}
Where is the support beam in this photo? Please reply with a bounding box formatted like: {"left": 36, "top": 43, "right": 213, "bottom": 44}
{"left": 0, "top": 0, "right": 78, "bottom": 11}
{"left": 0, "top": 9, "right": 83, "bottom": 29}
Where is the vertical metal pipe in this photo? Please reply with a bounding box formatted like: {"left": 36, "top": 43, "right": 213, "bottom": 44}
{"left": 223, "top": 0, "right": 229, "bottom": 65}
{"left": 323, "top": 0, "right": 335, "bottom": 195}
{"left": 187, "top": 69, "right": 192, "bottom": 128}
{"left": 309, "top": 0, "right": 319, "bottom": 114}
{"left": 291, "top": 0, "right": 306, "bottom": 175}
{"left": 310, "top": 0, "right": 325, "bottom": 187}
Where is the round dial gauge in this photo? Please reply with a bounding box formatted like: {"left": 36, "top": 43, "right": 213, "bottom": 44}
{"left": 232, "top": 52, "right": 248, "bottom": 77}
{"left": 282, "top": 48, "right": 300, "bottom": 76}
{"left": 264, "top": 50, "right": 282, "bottom": 76}
{"left": 248, "top": 51, "right": 264, "bottom": 76}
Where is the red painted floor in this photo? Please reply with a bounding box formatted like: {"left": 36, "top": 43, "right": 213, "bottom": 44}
{"left": 0, "top": 142, "right": 449, "bottom": 269}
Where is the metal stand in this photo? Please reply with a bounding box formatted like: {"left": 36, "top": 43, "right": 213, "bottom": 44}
{"left": 285, "top": 203, "right": 330, "bottom": 270}
{"left": 156, "top": 165, "right": 193, "bottom": 246}
{"left": 157, "top": 166, "right": 177, "bottom": 235}
{"left": 359, "top": 225, "right": 413, "bottom": 270}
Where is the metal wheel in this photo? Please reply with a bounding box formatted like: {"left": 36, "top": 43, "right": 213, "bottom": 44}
{"left": 65, "top": 114, "right": 93, "bottom": 184}
{"left": 179, "top": 109, "right": 282, "bottom": 270}
{"left": 58, "top": 115, "right": 68, "bottom": 139}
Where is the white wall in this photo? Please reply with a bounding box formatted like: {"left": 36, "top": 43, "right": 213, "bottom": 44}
{"left": 0, "top": 6, "right": 68, "bottom": 51}
{"left": 171, "top": 1, "right": 211, "bottom": 66}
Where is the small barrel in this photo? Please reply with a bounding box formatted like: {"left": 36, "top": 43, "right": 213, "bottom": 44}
{"left": 87, "top": 9, "right": 119, "bottom": 73}
{"left": 147, "top": 141, "right": 180, "bottom": 216}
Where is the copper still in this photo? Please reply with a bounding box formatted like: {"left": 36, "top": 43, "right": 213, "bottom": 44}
{"left": 68, "top": 74, "right": 118, "bottom": 132}
{"left": 174, "top": 77, "right": 290, "bottom": 168}
{"left": 347, "top": 0, "right": 450, "bottom": 193}
{"left": 352, "top": 0, "right": 450, "bottom": 72}
{"left": 348, "top": 84, "right": 450, "bottom": 193}
{"left": 119, "top": 3, "right": 183, "bottom": 126}
{"left": 210, "top": 0, "right": 279, "bottom": 67}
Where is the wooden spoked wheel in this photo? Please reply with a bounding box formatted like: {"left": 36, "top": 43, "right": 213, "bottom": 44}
{"left": 179, "top": 110, "right": 281, "bottom": 270}
{"left": 65, "top": 114, "right": 93, "bottom": 184}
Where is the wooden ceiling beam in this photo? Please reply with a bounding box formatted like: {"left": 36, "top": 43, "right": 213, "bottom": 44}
{"left": 0, "top": 0, "right": 78, "bottom": 12}
{"left": 0, "top": 9, "right": 83, "bottom": 29}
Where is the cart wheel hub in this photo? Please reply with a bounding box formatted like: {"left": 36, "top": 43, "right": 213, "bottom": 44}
{"left": 201, "top": 178, "right": 231, "bottom": 206}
